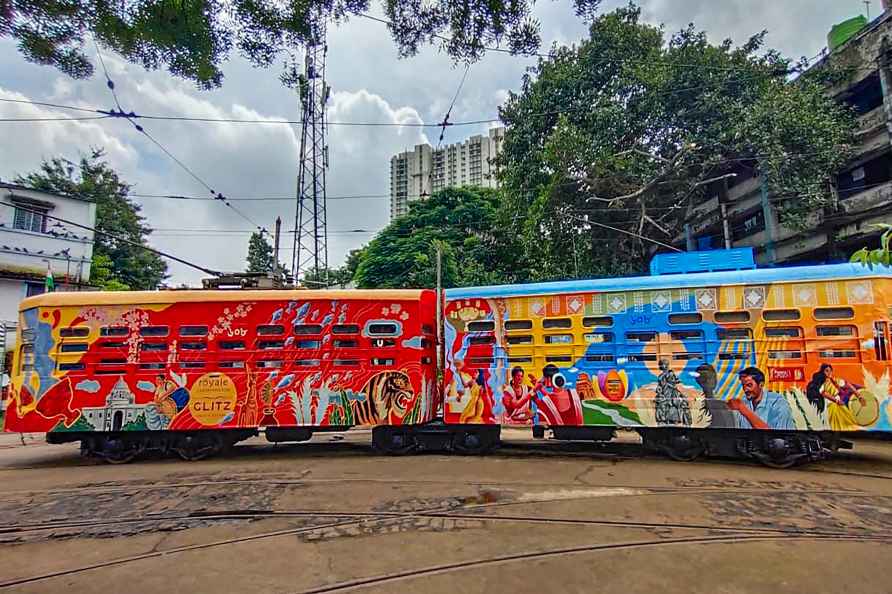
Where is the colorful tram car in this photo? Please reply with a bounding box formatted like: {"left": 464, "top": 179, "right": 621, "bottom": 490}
{"left": 443, "top": 262, "right": 892, "bottom": 465}
{"left": 5, "top": 289, "right": 439, "bottom": 461}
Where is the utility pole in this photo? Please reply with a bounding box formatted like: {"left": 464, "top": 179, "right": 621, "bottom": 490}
{"left": 292, "top": 10, "right": 331, "bottom": 286}
{"left": 273, "top": 216, "right": 282, "bottom": 278}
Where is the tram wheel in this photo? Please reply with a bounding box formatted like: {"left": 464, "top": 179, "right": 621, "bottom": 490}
{"left": 372, "top": 426, "right": 416, "bottom": 455}
{"left": 99, "top": 437, "right": 144, "bottom": 464}
{"left": 452, "top": 428, "right": 496, "bottom": 455}
{"left": 665, "top": 433, "right": 704, "bottom": 462}
{"left": 174, "top": 433, "right": 223, "bottom": 461}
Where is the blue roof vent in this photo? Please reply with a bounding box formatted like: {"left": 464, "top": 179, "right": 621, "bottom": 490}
{"left": 650, "top": 248, "right": 757, "bottom": 276}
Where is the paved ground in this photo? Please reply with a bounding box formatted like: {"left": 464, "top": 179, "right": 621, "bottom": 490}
{"left": 1, "top": 429, "right": 892, "bottom": 594}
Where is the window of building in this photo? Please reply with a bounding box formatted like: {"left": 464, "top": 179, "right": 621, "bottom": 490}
{"left": 13, "top": 205, "right": 46, "bottom": 233}
{"left": 840, "top": 72, "right": 884, "bottom": 114}
{"left": 838, "top": 151, "right": 892, "bottom": 199}
{"left": 732, "top": 209, "right": 766, "bottom": 240}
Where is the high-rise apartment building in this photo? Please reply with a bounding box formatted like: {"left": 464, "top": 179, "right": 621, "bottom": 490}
{"left": 389, "top": 127, "right": 505, "bottom": 220}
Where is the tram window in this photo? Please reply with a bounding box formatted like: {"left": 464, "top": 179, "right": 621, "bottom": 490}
{"left": 506, "top": 335, "right": 532, "bottom": 345}
{"left": 545, "top": 334, "right": 573, "bottom": 344}
{"left": 60, "top": 327, "right": 89, "bottom": 338}
{"left": 765, "top": 327, "right": 802, "bottom": 338}
{"left": 762, "top": 309, "right": 800, "bottom": 322}
{"left": 585, "top": 354, "right": 615, "bottom": 362}
{"left": 814, "top": 307, "right": 855, "bottom": 320}
{"left": 182, "top": 361, "right": 206, "bottom": 369}
{"left": 180, "top": 342, "right": 207, "bottom": 351}
{"left": 817, "top": 325, "right": 856, "bottom": 336}
{"left": 368, "top": 322, "right": 399, "bottom": 336}
{"left": 669, "top": 313, "right": 703, "bottom": 325}
{"left": 471, "top": 357, "right": 494, "bottom": 365}
{"left": 371, "top": 358, "right": 395, "bottom": 366}
{"left": 582, "top": 316, "right": 613, "bottom": 327}
{"left": 627, "top": 353, "right": 657, "bottom": 362}
{"left": 180, "top": 325, "right": 208, "bottom": 337}
{"left": 140, "top": 326, "right": 169, "bottom": 337}
{"left": 58, "top": 362, "right": 85, "bottom": 371}
{"left": 673, "top": 352, "right": 704, "bottom": 361}
{"left": 60, "top": 343, "right": 88, "bottom": 353}
{"left": 468, "top": 321, "right": 495, "bottom": 332}
{"left": 509, "top": 356, "right": 533, "bottom": 363}
{"left": 768, "top": 350, "right": 803, "bottom": 360}
{"left": 670, "top": 330, "right": 703, "bottom": 341}
{"left": 332, "top": 324, "right": 359, "bottom": 334}
{"left": 258, "top": 340, "right": 285, "bottom": 350}
{"left": 717, "top": 328, "right": 752, "bottom": 340}
{"left": 139, "top": 362, "right": 165, "bottom": 370}
{"left": 818, "top": 350, "right": 858, "bottom": 359}
{"left": 543, "top": 318, "right": 572, "bottom": 329}
{"left": 218, "top": 360, "right": 245, "bottom": 369}
{"left": 546, "top": 355, "right": 572, "bottom": 362}
{"left": 101, "top": 341, "right": 127, "bottom": 349}
{"left": 584, "top": 332, "right": 614, "bottom": 344}
{"left": 715, "top": 311, "right": 751, "bottom": 323}
{"left": 333, "top": 339, "right": 358, "bottom": 348}
{"left": 219, "top": 340, "right": 245, "bottom": 350}
{"left": 295, "top": 340, "right": 320, "bottom": 349}
{"left": 333, "top": 359, "right": 360, "bottom": 367}
{"left": 505, "top": 320, "right": 533, "bottom": 331}
{"left": 370, "top": 338, "right": 396, "bottom": 347}
{"left": 875, "top": 322, "right": 889, "bottom": 360}
{"left": 257, "top": 360, "right": 284, "bottom": 368}
{"left": 100, "top": 358, "right": 127, "bottom": 365}
{"left": 293, "top": 324, "right": 322, "bottom": 335}
{"left": 293, "top": 359, "right": 320, "bottom": 367}
{"left": 469, "top": 335, "right": 496, "bottom": 345}
{"left": 626, "top": 332, "right": 657, "bottom": 343}
{"left": 258, "top": 324, "right": 285, "bottom": 336}
{"left": 20, "top": 345, "right": 34, "bottom": 372}
{"left": 141, "top": 342, "right": 167, "bottom": 352}
{"left": 101, "top": 326, "right": 128, "bottom": 337}
{"left": 96, "top": 368, "right": 125, "bottom": 375}
{"left": 718, "top": 352, "right": 750, "bottom": 360}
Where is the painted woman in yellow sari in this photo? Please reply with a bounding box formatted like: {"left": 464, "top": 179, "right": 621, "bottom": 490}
{"left": 810, "top": 364, "right": 863, "bottom": 431}
{"left": 450, "top": 359, "right": 485, "bottom": 424}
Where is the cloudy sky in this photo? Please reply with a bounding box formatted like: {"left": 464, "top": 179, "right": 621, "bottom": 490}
{"left": 0, "top": 0, "right": 870, "bottom": 285}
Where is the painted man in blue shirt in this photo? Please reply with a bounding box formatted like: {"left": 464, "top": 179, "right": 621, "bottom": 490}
{"left": 727, "top": 367, "right": 795, "bottom": 431}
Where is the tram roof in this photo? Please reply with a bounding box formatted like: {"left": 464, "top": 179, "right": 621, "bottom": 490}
{"left": 19, "top": 289, "right": 431, "bottom": 311}
{"left": 446, "top": 263, "right": 892, "bottom": 300}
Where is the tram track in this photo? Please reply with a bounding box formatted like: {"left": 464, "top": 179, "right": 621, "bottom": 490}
{"left": 297, "top": 532, "right": 892, "bottom": 594}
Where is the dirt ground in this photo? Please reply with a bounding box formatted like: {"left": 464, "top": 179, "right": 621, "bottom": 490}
{"left": 1, "top": 429, "right": 891, "bottom": 594}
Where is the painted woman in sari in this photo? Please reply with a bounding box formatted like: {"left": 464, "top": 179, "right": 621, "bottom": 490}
{"left": 808, "top": 363, "right": 864, "bottom": 431}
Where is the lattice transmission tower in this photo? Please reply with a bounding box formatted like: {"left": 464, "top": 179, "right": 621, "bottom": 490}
{"left": 292, "top": 17, "right": 331, "bottom": 284}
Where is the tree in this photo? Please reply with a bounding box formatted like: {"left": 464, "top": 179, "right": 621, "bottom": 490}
{"left": 851, "top": 224, "right": 892, "bottom": 267}
{"left": 0, "top": 0, "right": 601, "bottom": 90}
{"left": 16, "top": 150, "right": 168, "bottom": 290}
{"left": 498, "top": 6, "right": 855, "bottom": 281}
{"left": 245, "top": 231, "right": 273, "bottom": 273}
{"left": 353, "top": 187, "right": 519, "bottom": 289}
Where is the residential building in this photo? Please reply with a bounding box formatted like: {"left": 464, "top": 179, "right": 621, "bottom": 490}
{"left": 676, "top": 7, "right": 892, "bottom": 264}
{"left": 0, "top": 182, "right": 96, "bottom": 369}
{"left": 389, "top": 127, "right": 505, "bottom": 220}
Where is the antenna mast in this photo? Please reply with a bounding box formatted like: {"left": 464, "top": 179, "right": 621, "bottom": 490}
{"left": 292, "top": 12, "right": 330, "bottom": 285}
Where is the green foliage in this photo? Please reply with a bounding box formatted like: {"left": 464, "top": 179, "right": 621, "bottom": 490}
{"left": 51, "top": 415, "right": 95, "bottom": 432}
{"left": 353, "top": 187, "right": 521, "bottom": 289}
{"left": 245, "top": 231, "right": 273, "bottom": 273}
{"left": 498, "top": 6, "right": 855, "bottom": 280}
{"left": 122, "top": 412, "right": 148, "bottom": 431}
{"left": 851, "top": 224, "right": 892, "bottom": 267}
{"left": 90, "top": 253, "right": 131, "bottom": 291}
{"left": 16, "top": 150, "right": 168, "bottom": 290}
{"left": 0, "top": 0, "right": 601, "bottom": 89}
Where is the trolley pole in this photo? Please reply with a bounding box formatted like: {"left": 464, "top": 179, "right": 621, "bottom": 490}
{"left": 436, "top": 244, "right": 444, "bottom": 376}
{"left": 273, "top": 217, "right": 282, "bottom": 278}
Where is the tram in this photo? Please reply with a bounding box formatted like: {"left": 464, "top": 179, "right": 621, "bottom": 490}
{"left": 5, "top": 249, "right": 892, "bottom": 466}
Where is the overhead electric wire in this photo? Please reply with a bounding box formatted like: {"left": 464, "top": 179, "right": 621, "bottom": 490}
{"left": 0, "top": 115, "right": 111, "bottom": 122}
{"left": 90, "top": 42, "right": 270, "bottom": 236}
{"left": 0, "top": 201, "right": 222, "bottom": 276}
